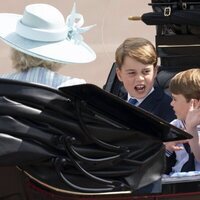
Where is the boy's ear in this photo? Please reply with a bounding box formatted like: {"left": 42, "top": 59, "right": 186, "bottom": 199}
{"left": 153, "top": 65, "right": 159, "bottom": 79}
{"left": 154, "top": 65, "right": 159, "bottom": 74}
{"left": 116, "top": 68, "right": 122, "bottom": 82}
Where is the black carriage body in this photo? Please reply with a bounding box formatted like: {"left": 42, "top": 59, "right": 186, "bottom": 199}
{"left": 0, "top": 79, "right": 192, "bottom": 200}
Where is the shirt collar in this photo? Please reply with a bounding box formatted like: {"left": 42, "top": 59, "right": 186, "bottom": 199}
{"left": 127, "top": 87, "right": 155, "bottom": 106}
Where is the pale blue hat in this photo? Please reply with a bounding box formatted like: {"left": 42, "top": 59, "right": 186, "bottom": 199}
{"left": 0, "top": 3, "right": 96, "bottom": 64}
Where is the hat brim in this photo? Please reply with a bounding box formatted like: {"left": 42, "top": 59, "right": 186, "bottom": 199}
{"left": 0, "top": 13, "right": 96, "bottom": 64}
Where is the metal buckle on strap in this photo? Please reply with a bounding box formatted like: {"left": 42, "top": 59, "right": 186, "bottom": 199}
{"left": 164, "top": 6, "right": 171, "bottom": 16}
{"left": 182, "top": 2, "right": 187, "bottom": 10}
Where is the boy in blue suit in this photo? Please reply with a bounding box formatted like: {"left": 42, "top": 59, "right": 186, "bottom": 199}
{"left": 115, "top": 37, "right": 175, "bottom": 122}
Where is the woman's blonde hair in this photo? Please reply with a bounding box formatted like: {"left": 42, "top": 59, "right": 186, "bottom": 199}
{"left": 10, "top": 48, "right": 62, "bottom": 71}
{"left": 169, "top": 68, "right": 200, "bottom": 102}
{"left": 115, "top": 37, "right": 157, "bottom": 68}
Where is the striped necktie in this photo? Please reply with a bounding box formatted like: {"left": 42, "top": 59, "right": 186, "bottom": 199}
{"left": 128, "top": 98, "right": 138, "bottom": 106}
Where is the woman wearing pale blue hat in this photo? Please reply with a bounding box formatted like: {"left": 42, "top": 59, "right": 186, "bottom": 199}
{"left": 0, "top": 3, "right": 96, "bottom": 88}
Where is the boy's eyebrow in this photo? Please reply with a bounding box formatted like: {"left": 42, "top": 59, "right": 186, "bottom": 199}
{"left": 125, "top": 69, "right": 136, "bottom": 72}
{"left": 143, "top": 65, "right": 153, "bottom": 69}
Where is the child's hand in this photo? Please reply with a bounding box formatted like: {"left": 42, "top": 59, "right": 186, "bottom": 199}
{"left": 164, "top": 140, "right": 188, "bottom": 152}
{"left": 185, "top": 99, "right": 200, "bottom": 132}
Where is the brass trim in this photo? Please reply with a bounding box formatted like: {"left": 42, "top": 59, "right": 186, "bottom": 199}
{"left": 128, "top": 16, "right": 141, "bottom": 21}
{"left": 24, "top": 170, "right": 131, "bottom": 196}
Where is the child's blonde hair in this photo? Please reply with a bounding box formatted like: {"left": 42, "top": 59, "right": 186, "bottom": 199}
{"left": 115, "top": 37, "right": 157, "bottom": 68}
{"left": 169, "top": 68, "right": 200, "bottom": 102}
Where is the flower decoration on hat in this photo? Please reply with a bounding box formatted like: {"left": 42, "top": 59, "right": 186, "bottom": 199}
{"left": 66, "top": 3, "right": 96, "bottom": 44}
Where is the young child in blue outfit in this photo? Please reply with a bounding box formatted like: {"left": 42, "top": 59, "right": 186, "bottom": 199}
{"left": 165, "top": 68, "right": 200, "bottom": 174}
{"left": 115, "top": 37, "right": 175, "bottom": 122}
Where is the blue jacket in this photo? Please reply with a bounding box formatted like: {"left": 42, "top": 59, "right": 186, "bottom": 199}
{"left": 122, "top": 87, "right": 176, "bottom": 123}
{"left": 139, "top": 87, "right": 176, "bottom": 123}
